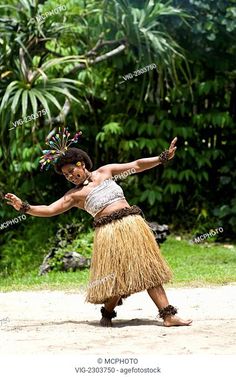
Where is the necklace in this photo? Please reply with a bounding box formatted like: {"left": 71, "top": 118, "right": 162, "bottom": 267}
{"left": 76, "top": 173, "right": 92, "bottom": 188}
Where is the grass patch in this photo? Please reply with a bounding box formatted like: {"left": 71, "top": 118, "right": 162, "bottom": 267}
{"left": 162, "top": 236, "right": 236, "bottom": 286}
{"left": 0, "top": 236, "right": 235, "bottom": 292}
{"left": 0, "top": 269, "right": 90, "bottom": 292}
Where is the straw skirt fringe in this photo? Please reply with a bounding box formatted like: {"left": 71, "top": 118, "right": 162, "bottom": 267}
{"left": 85, "top": 214, "right": 173, "bottom": 304}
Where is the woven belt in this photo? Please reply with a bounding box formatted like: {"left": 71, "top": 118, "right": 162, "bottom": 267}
{"left": 93, "top": 205, "right": 144, "bottom": 228}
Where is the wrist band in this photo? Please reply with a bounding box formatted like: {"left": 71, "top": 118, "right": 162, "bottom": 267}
{"left": 19, "top": 200, "right": 31, "bottom": 214}
{"left": 159, "top": 150, "right": 170, "bottom": 164}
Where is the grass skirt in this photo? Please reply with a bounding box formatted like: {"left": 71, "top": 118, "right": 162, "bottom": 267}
{"left": 85, "top": 213, "right": 173, "bottom": 304}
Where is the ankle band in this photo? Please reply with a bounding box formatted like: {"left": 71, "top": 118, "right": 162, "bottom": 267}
{"left": 101, "top": 306, "right": 117, "bottom": 319}
{"left": 158, "top": 305, "right": 178, "bottom": 319}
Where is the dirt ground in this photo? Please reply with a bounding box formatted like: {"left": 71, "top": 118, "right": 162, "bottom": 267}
{"left": 1, "top": 284, "right": 236, "bottom": 356}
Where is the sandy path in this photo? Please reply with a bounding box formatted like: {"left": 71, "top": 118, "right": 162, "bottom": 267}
{"left": 0, "top": 284, "right": 236, "bottom": 355}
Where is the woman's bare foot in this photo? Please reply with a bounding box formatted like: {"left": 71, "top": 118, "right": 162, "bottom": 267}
{"left": 100, "top": 317, "right": 113, "bottom": 327}
{"left": 163, "top": 315, "right": 193, "bottom": 327}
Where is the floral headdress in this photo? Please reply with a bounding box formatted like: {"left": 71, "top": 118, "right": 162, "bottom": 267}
{"left": 39, "top": 127, "right": 82, "bottom": 171}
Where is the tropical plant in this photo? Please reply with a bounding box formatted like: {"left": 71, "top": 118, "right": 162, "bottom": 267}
{"left": 0, "top": 0, "right": 235, "bottom": 242}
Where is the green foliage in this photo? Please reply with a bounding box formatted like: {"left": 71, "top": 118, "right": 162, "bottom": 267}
{"left": 45, "top": 222, "right": 94, "bottom": 272}
{"left": 47, "top": 249, "right": 67, "bottom": 271}
{"left": 0, "top": 0, "right": 236, "bottom": 281}
{"left": 0, "top": 208, "right": 92, "bottom": 276}
{"left": 47, "top": 230, "right": 93, "bottom": 272}
{"left": 91, "top": 1, "right": 236, "bottom": 238}
{"left": 0, "top": 0, "right": 87, "bottom": 136}
{"left": 0, "top": 217, "right": 57, "bottom": 276}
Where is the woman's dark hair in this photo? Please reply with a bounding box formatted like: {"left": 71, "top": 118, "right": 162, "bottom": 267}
{"left": 54, "top": 147, "right": 93, "bottom": 175}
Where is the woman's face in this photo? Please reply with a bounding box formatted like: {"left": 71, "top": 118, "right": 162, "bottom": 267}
{"left": 61, "top": 162, "right": 87, "bottom": 185}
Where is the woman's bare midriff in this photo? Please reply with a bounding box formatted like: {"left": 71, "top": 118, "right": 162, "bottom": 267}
{"left": 94, "top": 199, "right": 131, "bottom": 220}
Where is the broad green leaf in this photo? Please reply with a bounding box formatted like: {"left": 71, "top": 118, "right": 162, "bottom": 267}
{"left": 11, "top": 88, "right": 23, "bottom": 114}
{"left": 22, "top": 90, "right": 28, "bottom": 119}
{"left": 0, "top": 81, "right": 19, "bottom": 111}
{"left": 28, "top": 90, "right": 38, "bottom": 115}
{"left": 31, "top": 88, "right": 51, "bottom": 121}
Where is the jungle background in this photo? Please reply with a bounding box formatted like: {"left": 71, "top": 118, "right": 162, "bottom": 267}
{"left": 0, "top": 0, "right": 235, "bottom": 287}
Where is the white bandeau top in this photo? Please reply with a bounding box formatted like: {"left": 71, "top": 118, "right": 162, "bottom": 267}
{"left": 84, "top": 179, "right": 126, "bottom": 217}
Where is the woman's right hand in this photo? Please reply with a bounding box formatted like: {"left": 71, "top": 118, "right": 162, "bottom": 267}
{"left": 4, "top": 193, "right": 22, "bottom": 211}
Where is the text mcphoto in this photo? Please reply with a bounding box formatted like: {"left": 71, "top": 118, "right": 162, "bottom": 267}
{"left": 35, "top": 5, "right": 67, "bottom": 22}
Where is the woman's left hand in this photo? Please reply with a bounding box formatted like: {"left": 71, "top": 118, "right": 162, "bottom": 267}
{"left": 168, "top": 137, "right": 177, "bottom": 160}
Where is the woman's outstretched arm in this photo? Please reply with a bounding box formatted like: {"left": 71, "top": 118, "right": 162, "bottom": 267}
{"left": 98, "top": 137, "right": 177, "bottom": 176}
{"left": 4, "top": 189, "right": 76, "bottom": 217}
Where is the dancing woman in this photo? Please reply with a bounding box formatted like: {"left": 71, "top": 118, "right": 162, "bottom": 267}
{"left": 5, "top": 130, "right": 192, "bottom": 327}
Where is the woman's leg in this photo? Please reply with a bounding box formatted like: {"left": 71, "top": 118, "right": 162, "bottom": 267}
{"left": 100, "top": 295, "right": 121, "bottom": 327}
{"left": 147, "top": 284, "right": 192, "bottom": 326}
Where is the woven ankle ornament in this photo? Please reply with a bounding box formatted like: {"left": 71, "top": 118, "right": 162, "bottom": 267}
{"left": 159, "top": 150, "right": 170, "bottom": 164}
{"left": 158, "top": 305, "right": 178, "bottom": 320}
{"left": 101, "top": 306, "right": 117, "bottom": 320}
